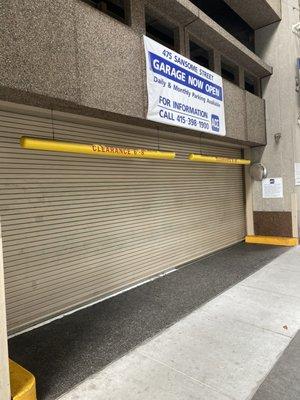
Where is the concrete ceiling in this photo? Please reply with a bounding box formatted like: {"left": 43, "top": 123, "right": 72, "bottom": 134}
{"left": 223, "top": 0, "right": 281, "bottom": 29}
{"left": 147, "top": 0, "right": 273, "bottom": 78}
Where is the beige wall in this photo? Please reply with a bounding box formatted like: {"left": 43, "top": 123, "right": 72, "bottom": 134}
{"left": 254, "top": 0, "right": 299, "bottom": 231}
{"left": 265, "top": 0, "right": 282, "bottom": 17}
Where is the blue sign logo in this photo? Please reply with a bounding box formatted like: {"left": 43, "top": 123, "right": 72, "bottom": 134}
{"left": 211, "top": 115, "right": 220, "bottom": 132}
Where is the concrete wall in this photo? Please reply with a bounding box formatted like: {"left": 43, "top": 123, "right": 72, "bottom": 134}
{"left": 0, "top": 0, "right": 145, "bottom": 119}
{"left": 265, "top": 0, "right": 282, "bottom": 18}
{"left": 0, "top": 0, "right": 267, "bottom": 146}
{"left": 254, "top": 0, "right": 299, "bottom": 235}
{"left": 293, "top": 2, "right": 300, "bottom": 233}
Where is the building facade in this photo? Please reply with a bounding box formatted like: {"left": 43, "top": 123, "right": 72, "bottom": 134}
{"left": 0, "top": 0, "right": 298, "bottom": 342}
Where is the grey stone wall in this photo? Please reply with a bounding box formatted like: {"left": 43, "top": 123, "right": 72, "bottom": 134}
{"left": 0, "top": 0, "right": 266, "bottom": 145}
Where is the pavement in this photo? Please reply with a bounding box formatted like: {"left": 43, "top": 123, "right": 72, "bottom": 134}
{"left": 57, "top": 245, "right": 300, "bottom": 400}
{"left": 252, "top": 331, "right": 300, "bottom": 400}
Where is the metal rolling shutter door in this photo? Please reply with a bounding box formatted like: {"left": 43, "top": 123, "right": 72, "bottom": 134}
{"left": 0, "top": 107, "right": 246, "bottom": 333}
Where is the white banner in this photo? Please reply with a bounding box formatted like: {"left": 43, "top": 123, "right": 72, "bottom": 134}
{"left": 143, "top": 36, "right": 226, "bottom": 136}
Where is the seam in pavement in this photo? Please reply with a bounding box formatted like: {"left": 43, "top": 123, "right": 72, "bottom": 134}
{"left": 56, "top": 341, "right": 234, "bottom": 400}
{"left": 267, "top": 262, "right": 300, "bottom": 271}
{"left": 136, "top": 350, "right": 236, "bottom": 400}
{"left": 197, "top": 308, "right": 293, "bottom": 339}
{"left": 257, "top": 265, "right": 300, "bottom": 274}
{"left": 205, "top": 291, "right": 296, "bottom": 338}
{"left": 220, "top": 317, "right": 293, "bottom": 338}
{"left": 240, "top": 283, "right": 300, "bottom": 300}
{"left": 246, "top": 330, "right": 299, "bottom": 400}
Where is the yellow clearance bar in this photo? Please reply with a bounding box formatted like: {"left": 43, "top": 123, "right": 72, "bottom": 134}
{"left": 188, "top": 153, "right": 251, "bottom": 165}
{"left": 20, "top": 137, "right": 176, "bottom": 160}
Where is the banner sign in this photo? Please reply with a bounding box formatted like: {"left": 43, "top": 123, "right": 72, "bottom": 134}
{"left": 144, "top": 36, "right": 226, "bottom": 136}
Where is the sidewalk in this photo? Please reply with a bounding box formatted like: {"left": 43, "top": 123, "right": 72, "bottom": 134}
{"left": 9, "top": 243, "right": 287, "bottom": 400}
{"left": 59, "top": 246, "right": 300, "bottom": 400}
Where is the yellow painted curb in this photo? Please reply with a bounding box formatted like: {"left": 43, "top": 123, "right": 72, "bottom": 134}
{"left": 245, "top": 235, "right": 299, "bottom": 247}
{"left": 9, "top": 359, "right": 37, "bottom": 400}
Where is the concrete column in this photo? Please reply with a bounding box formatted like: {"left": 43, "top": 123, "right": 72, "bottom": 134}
{"left": 184, "top": 30, "right": 190, "bottom": 58}
{"left": 254, "top": 78, "right": 261, "bottom": 97}
{"left": 253, "top": 0, "right": 299, "bottom": 236}
{"left": 238, "top": 67, "right": 245, "bottom": 90}
{"left": 176, "top": 26, "right": 185, "bottom": 55}
{"left": 130, "top": 0, "right": 145, "bottom": 34}
{"left": 212, "top": 51, "right": 222, "bottom": 75}
{"left": 0, "top": 221, "right": 10, "bottom": 400}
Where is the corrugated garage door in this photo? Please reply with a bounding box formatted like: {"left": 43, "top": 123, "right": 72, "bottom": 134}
{"left": 0, "top": 104, "right": 246, "bottom": 333}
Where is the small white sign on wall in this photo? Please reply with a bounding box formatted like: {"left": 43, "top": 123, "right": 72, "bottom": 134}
{"left": 262, "top": 177, "right": 283, "bottom": 199}
{"left": 295, "top": 163, "right": 300, "bottom": 186}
